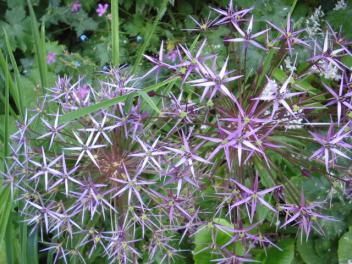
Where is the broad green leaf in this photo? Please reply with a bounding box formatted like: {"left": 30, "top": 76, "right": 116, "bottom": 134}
{"left": 338, "top": 226, "right": 352, "bottom": 264}
{"left": 193, "top": 218, "right": 244, "bottom": 264}
{"left": 263, "top": 239, "right": 295, "bottom": 264}
{"left": 297, "top": 239, "right": 328, "bottom": 264}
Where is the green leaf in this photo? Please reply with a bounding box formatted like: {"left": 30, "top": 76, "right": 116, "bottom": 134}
{"left": 60, "top": 77, "right": 178, "bottom": 124}
{"left": 338, "top": 226, "right": 352, "bottom": 264}
{"left": 132, "top": 0, "right": 168, "bottom": 73}
{"left": 297, "top": 239, "right": 327, "bottom": 264}
{"left": 111, "top": 0, "right": 120, "bottom": 66}
{"left": 27, "top": 0, "right": 48, "bottom": 93}
{"left": 3, "top": 30, "right": 25, "bottom": 117}
{"left": 139, "top": 91, "right": 160, "bottom": 114}
{"left": 193, "top": 218, "right": 233, "bottom": 264}
{"left": 263, "top": 239, "right": 295, "bottom": 264}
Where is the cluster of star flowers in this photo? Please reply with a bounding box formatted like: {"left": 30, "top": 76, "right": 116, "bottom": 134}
{"left": 3, "top": 1, "right": 352, "bottom": 263}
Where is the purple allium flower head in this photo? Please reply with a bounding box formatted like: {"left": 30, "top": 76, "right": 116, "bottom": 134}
{"left": 8, "top": 2, "right": 351, "bottom": 261}
{"left": 96, "top": 3, "right": 109, "bottom": 17}
{"left": 47, "top": 52, "right": 56, "bottom": 64}
{"left": 110, "top": 163, "right": 155, "bottom": 207}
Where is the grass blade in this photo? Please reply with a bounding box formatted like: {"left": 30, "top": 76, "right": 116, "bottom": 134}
{"left": 27, "top": 0, "right": 48, "bottom": 93}
{"left": 140, "top": 91, "right": 161, "bottom": 114}
{"left": 60, "top": 77, "right": 178, "bottom": 124}
{"left": 3, "top": 29, "right": 25, "bottom": 117}
{"left": 132, "top": 0, "right": 168, "bottom": 74}
{"left": 0, "top": 50, "right": 20, "bottom": 116}
{"left": 3, "top": 58, "right": 9, "bottom": 161}
{"left": 111, "top": 0, "right": 119, "bottom": 66}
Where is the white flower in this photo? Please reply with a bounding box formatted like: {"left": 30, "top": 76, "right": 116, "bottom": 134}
{"left": 334, "top": 0, "right": 347, "bottom": 11}
{"left": 305, "top": 6, "right": 324, "bottom": 38}
{"left": 284, "top": 57, "right": 297, "bottom": 72}
{"left": 311, "top": 61, "right": 342, "bottom": 81}
{"left": 260, "top": 78, "right": 278, "bottom": 100}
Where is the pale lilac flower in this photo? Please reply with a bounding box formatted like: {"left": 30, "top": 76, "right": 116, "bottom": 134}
{"left": 211, "top": 1, "right": 253, "bottom": 27}
{"left": 71, "top": 0, "right": 81, "bottom": 13}
{"left": 96, "top": 3, "right": 109, "bottom": 17}
{"left": 281, "top": 191, "right": 336, "bottom": 240}
{"left": 184, "top": 14, "right": 216, "bottom": 32}
{"left": 267, "top": 14, "right": 309, "bottom": 54}
{"left": 229, "top": 175, "right": 281, "bottom": 222}
{"left": 150, "top": 190, "right": 191, "bottom": 223}
{"left": 226, "top": 16, "right": 269, "bottom": 50}
{"left": 163, "top": 166, "right": 199, "bottom": 197}
{"left": 128, "top": 136, "right": 168, "bottom": 172}
{"left": 104, "top": 228, "right": 141, "bottom": 263}
{"left": 254, "top": 72, "right": 304, "bottom": 116}
{"left": 309, "top": 121, "right": 352, "bottom": 172}
{"left": 143, "top": 41, "right": 176, "bottom": 80}
{"left": 37, "top": 109, "right": 67, "bottom": 149}
{"left": 78, "top": 112, "right": 117, "bottom": 145}
{"left": 78, "top": 228, "right": 107, "bottom": 258}
{"left": 177, "top": 39, "right": 209, "bottom": 83}
{"left": 29, "top": 147, "right": 62, "bottom": 191}
{"left": 63, "top": 131, "right": 106, "bottom": 168}
{"left": 197, "top": 122, "right": 263, "bottom": 168}
{"left": 47, "top": 52, "right": 56, "bottom": 64}
{"left": 165, "top": 130, "right": 211, "bottom": 180}
{"left": 309, "top": 31, "right": 349, "bottom": 71}
{"left": 110, "top": 163, "right": 155, "bottom": 206}
{"left": 26, "top": 200, "right": 63, "bottom": 234}
{"left": 49, "top": 153, "right": 82, "bottom": 196}
{"left": 188, "top": 56, "right": 242, "bottom": 103}
{"left": 323, "top": 79, "right": 352, "bottom": 125}
{"left": 327, "top": 22, "right": 352, "bottom": 56}
{"left": 69, "top": 180, "right": 116, "bottom": 221}
{"left": 41, "top": 242, "right": 68, "bottom": 264}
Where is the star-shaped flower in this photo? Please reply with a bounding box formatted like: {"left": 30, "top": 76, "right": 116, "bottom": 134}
{"left": 267, "top": 14, "right": 309, "bottom": 55}
{"left": 225, "top": 16, "right": 269, "bottom": 50}
{"left": 229, "top": 175, "right": 281, "bottom": 222}
{"left": 129, "top": 136, "right": 168, "bottom": 172}
{"left": 37, "top": 109, "right": 67, "bottom": 149}
{"left": 64, "top": 131, "right": 106, "bottom": 168}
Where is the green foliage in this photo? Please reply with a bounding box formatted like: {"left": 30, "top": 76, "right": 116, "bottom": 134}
{"left": 263, "top": 239, "right": 295, "bottom": 264}
{"left": 193, "top": 218, "right": 238, "bottom": 264}
{"left": 338, "top": 226, "right": 352, "bottom": 264}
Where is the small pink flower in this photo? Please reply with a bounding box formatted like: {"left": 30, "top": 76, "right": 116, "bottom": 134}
{"left": 96, "top": 3, "right": 109, "bottom": 17}
{"left": 47, "top": 52, "right": 56, "bottom": 64}
{"left": 75, "top": 84, "right": 90, "bottom": 100}
{"left": 71, "top": 0, "right": 81, "bottom": 13}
